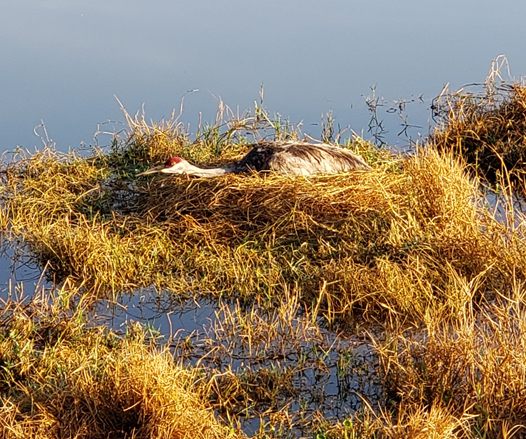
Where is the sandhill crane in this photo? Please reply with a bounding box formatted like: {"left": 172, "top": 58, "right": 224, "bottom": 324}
{"left": 137, "top": 141, "right": 371, "bottom": 178}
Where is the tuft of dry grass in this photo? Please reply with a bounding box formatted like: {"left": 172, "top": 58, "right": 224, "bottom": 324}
{"left": 373, "top": 284, "right": 526, "bottom": 438}
{"left": 0, "top": 290, "right": 241, "bottom": 439}
{"left": 311, "top": 404, "right": 474, "bottom": 439}
{"left": 432, "top": 56, "right": 526, "bottom": 187}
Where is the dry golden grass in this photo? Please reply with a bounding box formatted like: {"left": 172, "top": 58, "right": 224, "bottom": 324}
{"left": 205, "top": 283, "right": 526, "bottom": 438}
{"left": 137, "top": 146, "right": 492, "bottom": 322}
{"left": 369, "top": 285, "right": 526, "bottom": 439}
{"left": 0, "top": 290, "right": 241, "bottom": 439}
{"left": 4, "top": 97, "right": 526, "bottom": 438}
{"left": 432, "top": 57, "right": 526, "bottom": 187}
{"left": 2, "top": 110, "right": 525, "bottom": 327}
{"left": 314, "top": 404, "right": 474, "bottom": 439}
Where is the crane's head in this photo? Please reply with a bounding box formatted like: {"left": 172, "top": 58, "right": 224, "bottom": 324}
{"left": 137, "top": 157, "right": 189, "bottom": 176}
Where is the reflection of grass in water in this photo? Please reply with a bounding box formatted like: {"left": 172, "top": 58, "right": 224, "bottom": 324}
{"left": 171, "top": 293, "right": 382, "bottom": 434}
{"left": 2, "top": 90, "right": 526, "bottom": 437}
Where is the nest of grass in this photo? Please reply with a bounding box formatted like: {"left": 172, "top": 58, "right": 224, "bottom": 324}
{"left": 2, "top": 126, "right": 522, "bottom": 327}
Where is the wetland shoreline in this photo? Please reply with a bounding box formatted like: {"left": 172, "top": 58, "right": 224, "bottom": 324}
{"left": 2, "top": 74, "right": 526, "bottom": 438}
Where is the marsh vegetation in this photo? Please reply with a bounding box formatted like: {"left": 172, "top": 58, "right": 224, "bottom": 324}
{"left": 2, "top": 64, "right": 526, "bottom": 438}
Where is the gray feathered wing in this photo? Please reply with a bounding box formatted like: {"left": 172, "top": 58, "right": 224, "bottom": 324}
{"left": 230, "top": 142, "right": 370, "bottom": 176}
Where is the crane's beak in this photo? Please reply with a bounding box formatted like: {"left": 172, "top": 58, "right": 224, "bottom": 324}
{"left": 137, "top": 165, "right": 166, "bottom": 176}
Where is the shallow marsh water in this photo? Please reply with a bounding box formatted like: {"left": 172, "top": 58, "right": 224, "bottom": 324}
{"left": 0, "top": 258, "right": 382, "bottom": 435}
{"left": 0, "top": 249, "right": 47, "bottom": 296}
{"left": 93, "top": 290, "right": 383, "bottom": 435}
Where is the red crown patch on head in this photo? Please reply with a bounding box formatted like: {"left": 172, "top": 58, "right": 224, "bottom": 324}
{"left": 165, "top": 157, "right": 182, "bottom": 167}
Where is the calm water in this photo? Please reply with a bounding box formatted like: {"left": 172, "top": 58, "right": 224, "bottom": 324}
{"left": 1, "top": 0, "right": 526, "bottom": 154}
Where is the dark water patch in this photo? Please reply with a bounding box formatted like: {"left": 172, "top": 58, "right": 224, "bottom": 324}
{"left": 0, "top": 247, "right": 50, "bottom": 301}
{"left": 91, "top": 289, "right": 217, "bottom": 338}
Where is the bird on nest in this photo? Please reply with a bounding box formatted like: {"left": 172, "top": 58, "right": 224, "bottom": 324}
{"left": 137, "top": 140, "right": 371, "bottom": 178}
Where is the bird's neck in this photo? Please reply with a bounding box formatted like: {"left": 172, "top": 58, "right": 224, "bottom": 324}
{"left": 185, "top": 163, "right": 229, "bottom": 178}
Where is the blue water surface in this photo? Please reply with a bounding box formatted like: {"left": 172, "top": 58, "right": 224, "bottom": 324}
{"left": 1, "top": 0, "right": 525, "bottom": 152}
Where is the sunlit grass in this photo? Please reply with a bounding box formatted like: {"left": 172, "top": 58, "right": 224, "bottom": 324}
{"left": 3, "top": 82, "right": 526, "bottom": 437}
{"left": 0, "top": 289, "right": 241, "bottom": 439}
{"left": 371, "top": 287, "right": 526, "bottom": 439}
{"left": 432, "top": 55, "right": 526, "bottom": 190}
{"left": 2, "top": 98, "right": 526, "bottom": 327}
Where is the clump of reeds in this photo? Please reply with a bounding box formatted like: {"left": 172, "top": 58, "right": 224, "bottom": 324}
{"left": 371, "top": 286, "right": 526, "bottom": 438}
{"left": 0, "top": 290, "right": 240, "bottom": 439}
{"left": 432, "top": 57, "right": 526, "bottom": 186}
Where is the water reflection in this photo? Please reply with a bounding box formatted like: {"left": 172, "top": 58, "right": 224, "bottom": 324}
{"left": 93, "top": 289, "right": 216, "bottom": 336}
{"left": 0, "top": 248, "right": 49, "bottom": 299}
{"left": 2, "top": 1, "right": 526, "bottom": 152}
{"left": 0, "top": 257, "right": 383, "bottom": 435}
